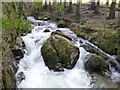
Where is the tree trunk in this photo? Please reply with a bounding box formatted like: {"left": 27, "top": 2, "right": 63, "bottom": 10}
{"left": 48, "top": 0, "right": 51, "bottom": 9}
{"left": 18, "top": 2, "right": 23, "bottom": 19}
{"left": 44, "top": 0, "right": 47, "bottom": 9}
{"left": 64, "top": 0, "right": 67, "bottom": 9}
{"left": 91, "top": 0, "right": 96, "bottom": 10}
{"left": 118, "top": 12, "right": 120, "bottom": 26}
{"left": 107, "top": 0, "right": 116, "bottom": 19}
{"left": 75, "top": 0, "right": 81, "bottom": 23}
{"left": 76, "top": 0, "right": 80, "bottom": 18}
{"left": 95, "top": 0, "right": 100, "bottom": 14}
{"left": 118, "top": 2, "right": 120, "bottom": 26}
{"left": 106, "top": 0, "right": 109, "bottom": 6}
{"left": 60, "top": 0, "right": 62, "bottom": 4}
{"left": 67, "top": 0, "right": 73, "bottom": 13}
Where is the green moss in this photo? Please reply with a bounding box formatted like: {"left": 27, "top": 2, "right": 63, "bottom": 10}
{"left": 52, "top": 30, "right": 72, "bottom": 41}
{"left": 85, "top": 55, "right": 109, "bottom": 73}
{"left": 117, "top": 48, "right": 120, "bottom": 62}
{"left": 84, "top": 44, "right": 108, "bottom": 60}
{"left": 41, "top": 39, "right": 59, "bottom": 69}
{"left": 69, "top": 22, "right": 120, "bottom": 56}
{"left": 41, "top": 31, "right": 79, "bottom": 70}
{"left": 96, "top": 31, "right": 119, "bottom": 55}
{"left": 2, "top": 61, "right": 16, "bottom": 88}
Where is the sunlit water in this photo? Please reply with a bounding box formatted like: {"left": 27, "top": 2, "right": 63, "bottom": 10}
{"left": 16, "top": 17, "right": 120, "bottom": 88}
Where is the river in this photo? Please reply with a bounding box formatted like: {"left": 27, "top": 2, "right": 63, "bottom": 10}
{"left": 16, "top": 17, "right": 120, "bottom": 88}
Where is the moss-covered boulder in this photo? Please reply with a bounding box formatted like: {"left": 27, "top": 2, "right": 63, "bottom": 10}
{"left": 85, "top": 55, "right": 109, "bottom": 73}
{"left": 41, "top": 30, "right": 80, "bottom": 71}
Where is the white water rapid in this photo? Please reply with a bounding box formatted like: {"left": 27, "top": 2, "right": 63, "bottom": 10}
{"left": 16, "top": 17, "right": 120, "bottom": 88}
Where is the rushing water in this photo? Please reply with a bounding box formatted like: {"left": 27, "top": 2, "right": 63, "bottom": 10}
{"left": 16, "top": 17, "right": 120, "bottom": 88}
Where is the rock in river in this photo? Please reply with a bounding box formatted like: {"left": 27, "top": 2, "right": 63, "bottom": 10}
{"left": 85, "top": 55, "right": 109, "bottom": 73}
{"left": 41, "top": 30, "right": 80, "bottom": 71}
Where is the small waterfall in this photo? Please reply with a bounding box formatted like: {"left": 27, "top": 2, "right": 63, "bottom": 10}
{"left": 16, "top": 17, "right": 92, "bottom": 88}
{"left": 16, "top": 17, "right": 120, "bottom": 88}
{"left": 79, "top": 37, "right": 120, "bottom": 83}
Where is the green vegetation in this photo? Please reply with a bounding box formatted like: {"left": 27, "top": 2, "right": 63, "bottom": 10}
{"left": 68, "top": 21, "right": 120, "bottom": 56}
{"left": 85, "top": 55, "right": 109, "bottom": 73}
{"left": 1, "top": 1, "right": 120, "bottom": 88}
{"left": 2, "top": 18, "right": 31, "bottom": 34}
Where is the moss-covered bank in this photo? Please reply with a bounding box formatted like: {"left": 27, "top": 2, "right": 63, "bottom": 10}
{"left": 41, "top": 30, "right": 80, "bottom": 71}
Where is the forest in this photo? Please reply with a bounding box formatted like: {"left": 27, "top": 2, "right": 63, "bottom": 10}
{"left": 1, "top": 0, "right": 120, "bottom": 89}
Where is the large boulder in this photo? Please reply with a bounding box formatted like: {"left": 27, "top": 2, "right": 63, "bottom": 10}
{"left": 41, "top": 30, "right": 80, "bottom": 71}
{"left": 85, "top": 55, "right": 109, "bottom": 73}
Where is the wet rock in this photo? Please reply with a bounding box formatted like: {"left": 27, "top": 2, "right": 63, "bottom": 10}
{"left": 12, "top": 49, "right": 24, "bottom": 61}
{"left": 51, "top": 30, "right": 72, "bottom": 41}
{"left": 85, "top": 55, "right": 109, "bottom": 73}
{"left": 41, "top": 31, "right": 80, "bottom": 71}
{"left": 16, "top": 37, "right": 25, "bottom": 49}
{"left": 2, "top": 49, "right": 17, "bottom": 88}
{"left": 17, "top": 72, "right": 25, "bottom": 84}
{"left": 57, "top": 20, "right": 69, "bottom": 28}
{"left": 82, "top": 43, "right": 108, "bottom": 60}
{"left": 44, "top": 29, "right": 50, "bottom": 32}
{"left": 109, "top": 59, "right": 117, "bottom": 68}
{"left": 116, "top": 49, "right": 120, "bottom": 63}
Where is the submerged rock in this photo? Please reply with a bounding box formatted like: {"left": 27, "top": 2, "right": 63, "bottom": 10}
{"left": 85, "top": 55, "right": 109, "bottom": 73}
{"left": 41, "top": 30, "right": 80, "bottom": 71}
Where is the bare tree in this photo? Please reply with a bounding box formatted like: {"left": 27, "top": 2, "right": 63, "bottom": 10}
{"left": 95, "top": 0, "right": 100, "bottom": 14}
{"left": 118, "top": 1, "right": 120, "bottom": 26}
{"left": 91, "top": 0, "right": 96, "bottom": 10}
{"left": 106, "top": 0, "right": 109, "bottom": 6}
{"left": 44, "top": 0, "right": 47, "bottom": 9}
{"left": 67, "top": 0, "right": 73, "bottom": 13}
{"left": 60, "top": 0, "right": 62, "bottom": 4}
{"left": 76, "top": 0, "right": 80, "bottom": 18}
{"left": 48, "top": 0, "right": 51, "bottom": 9}
{"left": 64, "top": 0, "right": 67, "bottom": 9}
{"left": 75, "top": 0, "right": 81, "bottom": 23}
{"left": 107, "top": 0, "right": 116, "bottom": 19}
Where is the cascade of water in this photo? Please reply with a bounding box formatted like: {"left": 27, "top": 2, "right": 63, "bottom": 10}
{"left": 16, "top": 17, "right": 92, "bottom": 88}
{"left": 16, "top": 17, "right": 120, "bottom": 88}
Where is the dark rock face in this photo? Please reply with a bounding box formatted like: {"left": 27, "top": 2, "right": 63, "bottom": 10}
{"left": 57, "top": 20, "right": 69, "bottom": 28}
{"left": 11, "top": 37, "right": 25, "bottom": 62}
{"left": 117, "top": 49, "right": 120, "bottom": 63}
{"left": 2, "top": 49, "right": 17, "bottom": 88}
{"left": 17, "top": 72, "right": 25, "bottom": 84}
{"left": 41, "top": 30, "right": 80, "bottom": 71}
{"left": 44, "top": 29, "right": 50, "bottom": 32}
{"left": 85, "top": 55, "right": 109, "bottom": 73}
{"left": 12, "top": 49, "right": 24, "bottom": 62}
